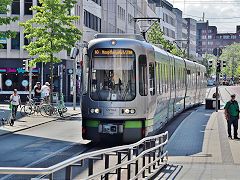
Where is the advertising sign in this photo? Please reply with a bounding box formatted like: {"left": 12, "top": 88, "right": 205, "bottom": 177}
{"left": 5, "top": 79, "right": 12, "bottom": 87}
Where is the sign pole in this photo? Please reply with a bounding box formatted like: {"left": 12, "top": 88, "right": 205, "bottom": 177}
{"left": 41, "top": 62, "right": 44, "bottom": 86}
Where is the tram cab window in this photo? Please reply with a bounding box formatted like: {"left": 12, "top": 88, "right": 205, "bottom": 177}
{"left": 139, "top": 55, "right": 148, "bottom": 96}
{"left": 149, "top": 62, "right": 155, "bottom": 96}
{"left": 90, "top": 49, "right": 136, "bottom": 101}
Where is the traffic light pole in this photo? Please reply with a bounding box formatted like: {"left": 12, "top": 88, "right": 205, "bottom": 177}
{"left": 59, "top": 64, "right": 63, "bottom": 96}
{"left": 73, "top": 58, "right": 77, "bottom": 110}
{"left": 29, "top": 66, "right": 32, "bottom": 99}
{"left": 216, "top": 52, "right": 219, "bottom": 112}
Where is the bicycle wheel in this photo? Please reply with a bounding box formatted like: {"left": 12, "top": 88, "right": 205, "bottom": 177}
{"left": 24, "top": 105, "right": 34, "bottom": 115}
{"left": 40, "top": 104, "right": 52, "bottom": 117}
{"left": 63, "top": 107, "right": 68, "bottom": 113}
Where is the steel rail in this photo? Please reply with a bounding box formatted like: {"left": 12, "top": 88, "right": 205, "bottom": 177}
{"left": 0, "top": 131, "right": 168, "bottom": 178}
{"left": 85, "top": 139, "right": 168, "bottom": 179}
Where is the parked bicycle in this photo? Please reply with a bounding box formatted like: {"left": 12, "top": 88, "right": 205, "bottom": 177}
{"left": 20, "top": 96, "right": 49, "bottom": 116}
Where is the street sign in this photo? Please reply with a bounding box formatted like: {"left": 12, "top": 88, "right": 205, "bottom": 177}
{"left": 213, "top": 48, "right": 222, "bottom": 56}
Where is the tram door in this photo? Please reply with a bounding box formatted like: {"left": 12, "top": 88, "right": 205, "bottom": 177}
{"left": 168, "top": 55, "right": 175, "bottom": 120}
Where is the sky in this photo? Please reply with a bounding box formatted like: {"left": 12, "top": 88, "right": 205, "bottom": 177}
{"left": 168, "top": 0, "right": 240, "bottom": 33}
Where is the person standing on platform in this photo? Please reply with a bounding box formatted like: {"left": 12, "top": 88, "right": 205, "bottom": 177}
{"left": 34, "top": 82, "right": 42, "bottom": 102}
{"left": 224, "top": 94, "right": 240, "bottom": 140}
{"left": 41, "top": 82, "right": 50, "bottom": 103}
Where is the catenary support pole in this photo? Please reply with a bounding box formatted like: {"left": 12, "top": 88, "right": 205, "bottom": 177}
{"left": 60, "top": 64, "right": 63, "bottom": 95}
{"left": 41, "top": 62, "right": 44, "bottom": 86}
{"left": 216, "top": 50, "right": 219, "bottom": 112}
{"left": 73, "top": 58, "right": 77, "bottom": 110}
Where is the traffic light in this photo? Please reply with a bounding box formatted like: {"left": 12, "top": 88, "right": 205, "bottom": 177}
{"left": 222, "top": 60, "right": 226, "bottom": 67}
{"left": 23, "top": 59, "right": 29, "bottom": 72}
{"left": 63, "top": 65, "right": 66, "bottom": 73}
{"left": 217, "top": 60, "right": 221, "bottom": 72}
{"left": 208, "top": 59, "right": 213, "bottom": 68}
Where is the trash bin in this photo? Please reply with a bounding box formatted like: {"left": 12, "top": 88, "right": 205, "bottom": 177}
{"left": 205, "top": 98, "right": 220, "bottom": 109}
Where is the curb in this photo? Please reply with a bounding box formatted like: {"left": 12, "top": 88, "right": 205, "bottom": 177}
{"left": 0, "top": 112, "right": 81, "bottom": 137}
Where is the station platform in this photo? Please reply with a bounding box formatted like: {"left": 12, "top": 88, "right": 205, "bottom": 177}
{"left": 156, "top": 86, "right": 240, "bottom": 180}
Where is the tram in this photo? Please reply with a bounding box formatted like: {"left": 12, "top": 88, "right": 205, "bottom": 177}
{"left": 81, "top": 34, "right": 207, "bottom": 143}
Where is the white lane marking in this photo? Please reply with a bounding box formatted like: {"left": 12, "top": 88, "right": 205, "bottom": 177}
{"left": 0, "top": 141, "right": 88, "bottom": 180}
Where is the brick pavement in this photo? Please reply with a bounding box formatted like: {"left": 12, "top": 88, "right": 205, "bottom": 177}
{"left": 155, "top": 86, "right": 240, "bottom": 179}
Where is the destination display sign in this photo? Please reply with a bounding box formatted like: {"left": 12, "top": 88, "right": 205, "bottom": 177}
{"left": 93, "top": 49, "right": 134, "bottom": 57}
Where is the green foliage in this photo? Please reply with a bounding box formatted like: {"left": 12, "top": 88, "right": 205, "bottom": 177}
{"left": 221, "top": 43, "right": 240, "bottom": 79}
{"left": 147, "top": 22, "right": 187, "bottom": 58}
{"left": 19, "top": 0, "right": 82, "bottom": 66}
{"left": 0, "top": 0, "right": 19, "bottom": 48}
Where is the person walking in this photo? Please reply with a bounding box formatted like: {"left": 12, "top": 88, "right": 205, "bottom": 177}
{"left": 41, "top": 82, "right": 50, "bottom": 103}
{"left": 10, "top": 89, "right": 21, "bottom": 120}
{"left": 224, "top": 94, "right": 240, "bottom": 140}
{"left": 34, "top": 82, "right": 42, "bottom": 102}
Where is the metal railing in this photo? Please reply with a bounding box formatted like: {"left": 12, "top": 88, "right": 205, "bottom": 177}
{"left": 0, "top": 131, "right": 168, "bottom": 180}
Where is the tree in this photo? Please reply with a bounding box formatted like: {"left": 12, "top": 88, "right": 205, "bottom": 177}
{"left": 0, "top": 0, "right": 19, "bottom": 49}
{"left": 19, "top": 0, "right": 82, "bottom": 103}
{"left": 221, "top": 43, "right": 240, "bottom": 80}
{"left": 147, "top": 22, "right": 187, "bottom": 58}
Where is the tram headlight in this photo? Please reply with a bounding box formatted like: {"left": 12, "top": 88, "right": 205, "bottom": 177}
{"left": 95, "top": 108, "right": 100, "bottom": 114}
{"left": 124, "top": 109, "right": 130, "bottom": 114}
{"left": 130, "top": 109, "right": 135, "bottom": 114}
{"left": 90, "top": 108, "right": 101, "bottom": 114}
{"left": 122, "top": 108, "right": 136, "bottom": 114}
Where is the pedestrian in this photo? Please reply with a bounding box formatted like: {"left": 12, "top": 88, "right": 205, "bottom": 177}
{"left": 224, "top": 94, "right": 240, "bottom": 140}
{"left": 34, "top": 82, "right": 42, "bottom": 102}
{"left": 41, "top": 82, "right": 50, "bottom": 103}
{"left": 10, "top": 89, "right": 21, "bottom": 120}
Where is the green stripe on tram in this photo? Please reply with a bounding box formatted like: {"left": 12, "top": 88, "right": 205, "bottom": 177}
{"left": 125, "top": 121, "right": 142, "bottom": 128}
{"left": 145, "top": 119, "right": 154, "bottom": 127}
{"left": 86, "top": 121, "right": 99, "bottom": 127}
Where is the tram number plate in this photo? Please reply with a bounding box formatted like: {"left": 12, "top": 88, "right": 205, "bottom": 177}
{"left": 102, "top": 124, "right": 118, "bottom": 134}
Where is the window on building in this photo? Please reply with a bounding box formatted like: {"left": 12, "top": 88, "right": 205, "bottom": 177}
{"left": 202, "top": 41, "right": 206, "bottom": 46}
{"left": 11, "top": 32, "right": 20, "bottom": 50}
{"left": 0, "top": 32, "right": 7, "bottom": 49}
{"left": 202, "top": 35, "right": 206, "bottom": 39}
{"left": 208, "top": 41, "right": 213, "bottom": 45}
{"left": 223, "top": 35, "right": 230, "bottom": 39}
{"left": 24, "top": 33, "right": 31, "bottom": 45}
{"left": 12, "top": 0, "right": 20, "bottom": 15}
{"left": 208, "top": 30, "right": 212, "bottom": 33}
{"left": 202, "top": 30, "right": 206, "bottom": 33}
{"left": 24, "top": 0, "right": 32, "bottom": 15}
{"left": 84, "top": 10, "right": 101, "bottom": 32}
{"left": 208, "top": 35, "right": 212, "bottom": 39}
{"left": 91, "top": 0, "right": 101, "bottom": 6}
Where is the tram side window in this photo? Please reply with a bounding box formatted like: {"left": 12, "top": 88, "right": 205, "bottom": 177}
{"left": 149, "top": 62, "right": 155, "bottom": 96}
{"left": 139, "top": 55, "right": 148, "bottom": 96}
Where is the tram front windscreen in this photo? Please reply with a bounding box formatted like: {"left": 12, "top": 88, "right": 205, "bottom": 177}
{"left": 90, "top": 49, "right": 136, "bottom": 101}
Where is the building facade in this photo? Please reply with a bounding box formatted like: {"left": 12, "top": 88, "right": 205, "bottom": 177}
{"left": 185, "top": 18, "right": 197, "bottom": 57}
{"left": 155, "top": 0, "right": 176, "bottom": 41}
{"left": 196, "top": 21, "right": 240, "bottom": 56}
{"left": 0, "top": 0, "right": 83, "bottom": 101}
